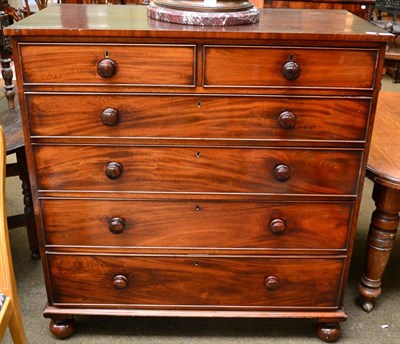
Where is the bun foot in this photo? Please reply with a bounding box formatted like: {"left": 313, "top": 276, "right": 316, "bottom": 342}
{"left": 316, "top": 322, "right": 341, "bottom": 342}
{"left": 49, "top": 318, "right": 75, "bottom": 339}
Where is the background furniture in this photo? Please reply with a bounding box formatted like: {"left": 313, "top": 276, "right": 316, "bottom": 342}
{"left": 0, "top": 125, "right": 27, "bottom": 344}
{"left": 5, "top": 5, "right": 391, "bottom": 342}
{"left": 0, "top": 89, "right": 40, "bottom": 260}
{"left": 263, "top": 0, "right": 374, "bottom": 19}
{"left": 0, "top": 9, "right": 15, "bottom": 110}
{"left": 358, "top": 91, "right": 400, "bottom": 312}
{"left": 1, "top": 0, "right": 32, "bottom": 110}
{"left": 384, "top": 37, "right": 400, "bottom": 82}
{"left": 374, "top": 0, "right": 400, "bottom": 29}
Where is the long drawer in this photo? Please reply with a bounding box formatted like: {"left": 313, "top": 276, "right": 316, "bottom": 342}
{"left": 33, "top": 145, "right": 362, "bottom": 195}
{"left": 19, "top": 43, "right": 195, "bottom": 86}
{"left": 41, "top": 199, "right": 352, "bottom": 250}
{"left": 204, "top": 46, "right": 377, "bottom": 89}
{"left": 47, "top": 254, "right": 344, "bottom": 308}
{"left": 26, "top": 94, "right": 370, "bottom": 141}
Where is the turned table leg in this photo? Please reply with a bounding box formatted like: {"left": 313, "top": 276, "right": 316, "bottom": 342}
{"left": 358, "top": 183, "right": 400, "bottom": 312}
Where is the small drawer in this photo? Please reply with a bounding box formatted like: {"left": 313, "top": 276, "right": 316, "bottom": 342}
{"left": 33, "top": 145, "right": 362, "bottom": 195}
{"left": 19, "top": 43, "right": 195, "bottom": 86}
{"left": 41, "top": 199, "right": 353, "bottom": 250}
{"left": 48, "top": 254, "right": 344, "bottom": 308}
{"left": 204, "top": 45, "right": 377, "bottom": 89}
{"left": 26, "top": 94, "right": 370, "bottom": 142}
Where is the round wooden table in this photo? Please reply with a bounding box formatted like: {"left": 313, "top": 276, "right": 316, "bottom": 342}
{"left": 358, "top": 91, "right": 400, "bottom": 312}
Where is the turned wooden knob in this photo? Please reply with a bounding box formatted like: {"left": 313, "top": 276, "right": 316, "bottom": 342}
{"left": 101, "top": 108, "right": 119, "bottom": 126}
{"left": 97, "top": 58, "right": 116, "bottom": 78}
{"left": 109, "top": 217, "right": 125, "bottom": 234}
{"left": 274, "top": 164, "right": 291, "bottom": 182}
{"left": 264, "top": 276, "right": 279, "bottom": 291}
{"left": 106, "top": 162, "right": 122, "bottom": 179}
{"left": 269, "top": 218, "right": 286, "bottom": 235}
{"left": 281, "top": 60, "right": 301, "bottom": 81}
{"left": 112, "top": 275, "right": 128, "bottom": 290}
{"left": 278, "top": 111, "right": 297, "bottom": 129}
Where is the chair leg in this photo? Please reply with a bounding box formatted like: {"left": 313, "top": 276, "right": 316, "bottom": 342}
{"left": 15, "top": 148, "right": 40, "bottom": 260}
{"left": 0, "top": 12, "right": 15, "bottom": 110}
{"left": 8, "top": 304, "right": 27, "bottom": 344}
{"left": 0, "top": 53, "right": 15, "bottom": 110}
{"left": 392, "top": 61, "right": 400, "bottom": 83}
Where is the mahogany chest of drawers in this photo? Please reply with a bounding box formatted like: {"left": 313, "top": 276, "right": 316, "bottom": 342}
{"left": 5, "top": 4, "right": 392, "bottom": 341}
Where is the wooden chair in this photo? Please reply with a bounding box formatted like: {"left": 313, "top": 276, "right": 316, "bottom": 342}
{"left": 0, "top": 0, "right": 40, "bottom": 260}
{"left": 0, "top": 125, "right": 27, "bottom": 344}
{"left": 0, "top": 84, "right": 40, "bottom": 260}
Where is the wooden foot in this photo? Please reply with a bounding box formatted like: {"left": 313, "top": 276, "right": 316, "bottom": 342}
{"left": 316, "top": 322, "right": 341, "bottom": 342}
{"left": 49, "top": 318, "right": 75, "bottom": 339}
{"left": 358, "top": 184, "right": 400, "bottom": 312}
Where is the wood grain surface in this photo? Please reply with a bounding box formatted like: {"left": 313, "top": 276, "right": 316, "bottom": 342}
{"left": 367, "top": 92, "right": 400, "bottom": 188}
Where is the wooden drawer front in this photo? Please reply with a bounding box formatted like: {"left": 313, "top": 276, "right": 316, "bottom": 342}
{"left": 34, "top": 145, "right": 362, "bottom": 195}
{"left": 41, "top": 199, "right": 352, "bottom": 250}
{"left": 19, "top": 44, "right": 195, "bottom": 86}
{"left": 27, "top": 94, "right": 370, "bottom": 141}
{"left": 48, "top": 254, "right": 344, "bottom": 308}
{"left": 204, "top": 46, "right": 376, "bottom": 89}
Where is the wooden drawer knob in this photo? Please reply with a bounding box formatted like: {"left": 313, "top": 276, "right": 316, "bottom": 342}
{"left": 274, "top": 164, "right": 291, "bottom": 182}
{"left": 112, "top": 275, "right": 128, "bottom": 290}
{"left": 106, "top": 162, "right": 122, "bottom": 179}
{"left": 109, "top": 217, "right": 125, "bottom": 234}
{"left": 97, "top": 58, "right": 116, "bottom": 78}
{"left": 269, "top": 218, "right": 286, "bottom": 235}
{"left": 281, "top": 60, "right": 301, "bottom": 81}
{"left": 278, "top": 111, "right": 297, "bottom": 129}
{"left": 265, "top": 276, "right": 279, "bottom": 291}
{"left": 101, "top": 108, "right": 119, "bottom": 126}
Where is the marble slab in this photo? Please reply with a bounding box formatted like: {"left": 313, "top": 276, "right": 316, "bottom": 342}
{"left": 147, "top": 3, "right": 260, "bottom": 26}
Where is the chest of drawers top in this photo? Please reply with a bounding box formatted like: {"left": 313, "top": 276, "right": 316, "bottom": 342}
{"left": 4, "top": 4, "right": 390, "bottom": 42}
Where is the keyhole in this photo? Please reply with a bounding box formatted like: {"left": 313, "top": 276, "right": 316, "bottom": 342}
{"left": 197, "top": 100, "right": 201, "bottom": 108}
{"left": 196, "top": 152, "right": 201, "bottom": 158}
{"left": 105, "top": 51, "right": 110, "bottom": 58}
{"left": 195, "top": 205, "right": 201, "bottom": 211}
{"left": 289, "top": 54, "right": 294, "bottom": 61}
{"left": 195, "top": 261, "right": 199, "bottom": 267}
